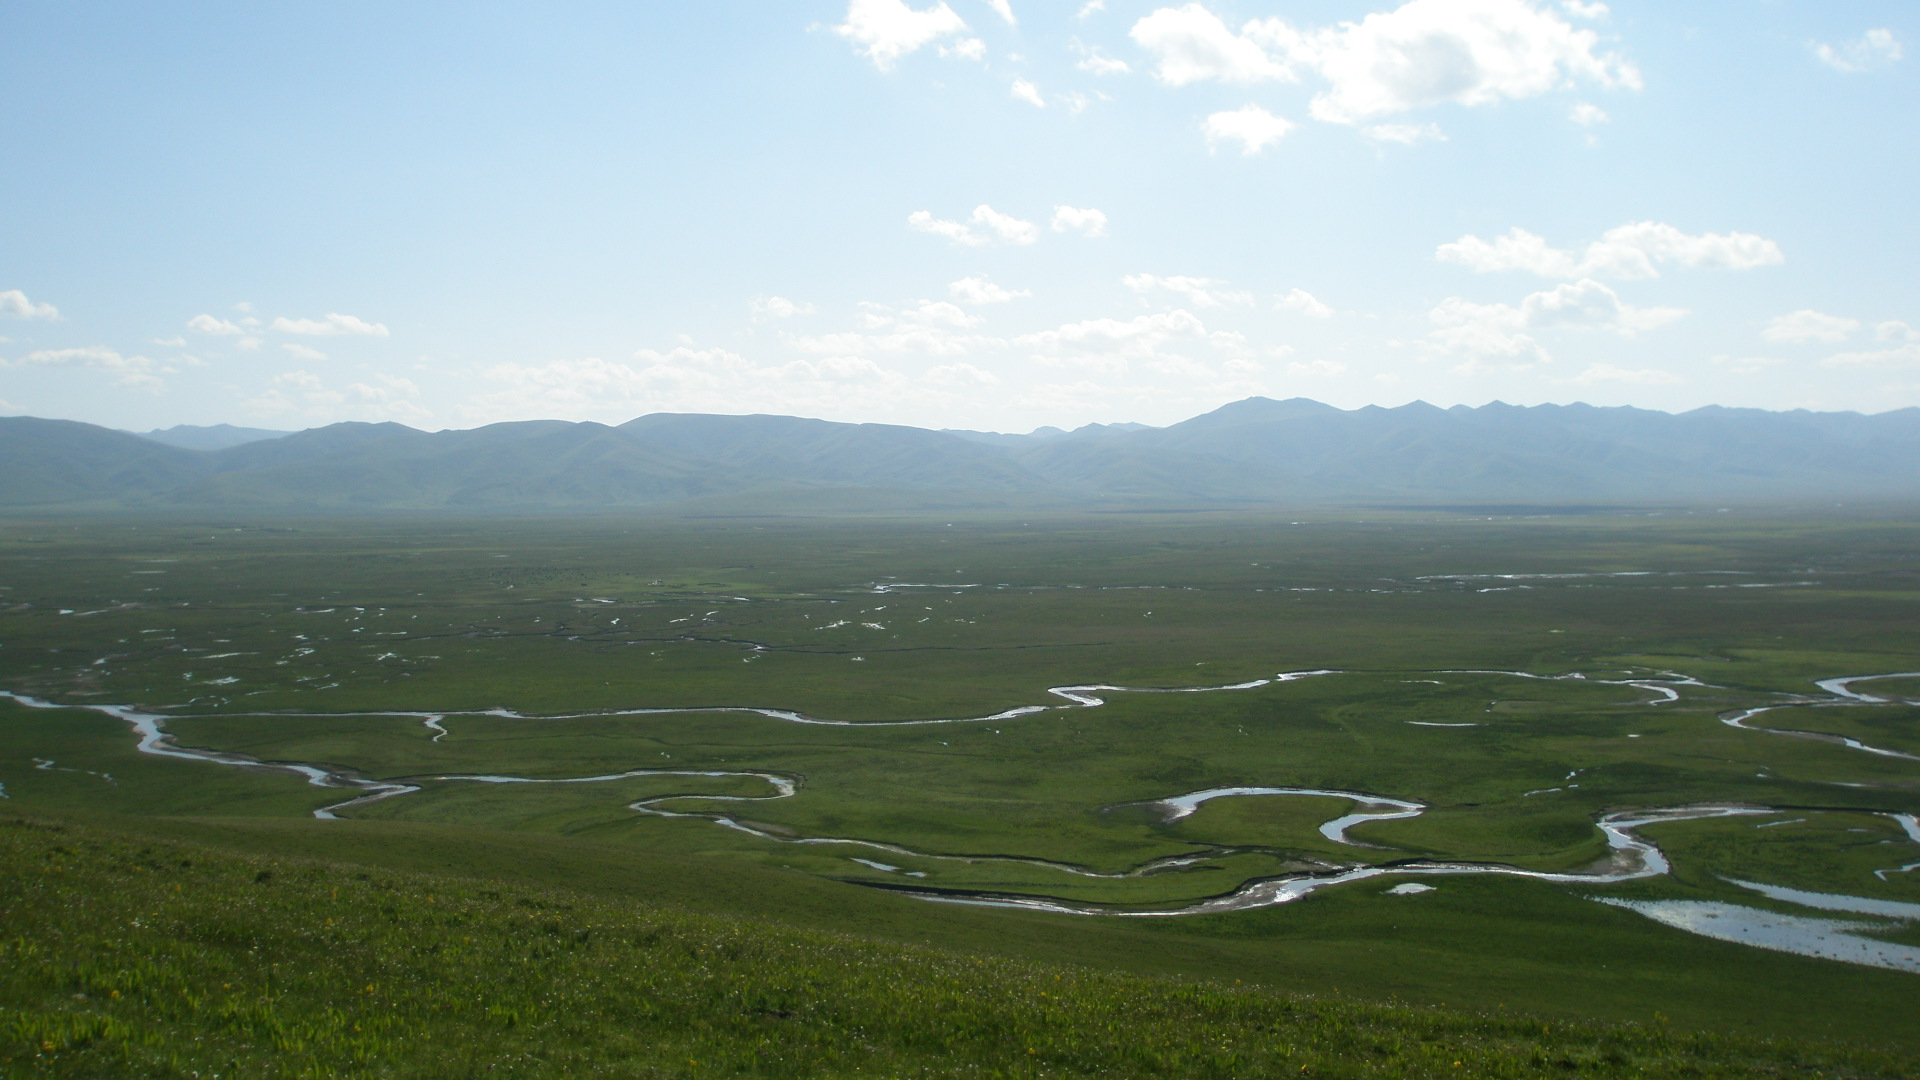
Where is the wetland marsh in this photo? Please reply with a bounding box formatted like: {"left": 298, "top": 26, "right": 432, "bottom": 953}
{"left": 2, "top": 508, "right": 1918, "bottom": 1055}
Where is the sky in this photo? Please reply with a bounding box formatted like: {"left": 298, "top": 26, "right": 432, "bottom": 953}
{"left": 1, "top": 1, "right": 1915, "bottom": 434}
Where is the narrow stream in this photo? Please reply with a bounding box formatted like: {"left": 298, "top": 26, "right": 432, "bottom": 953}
{"left": 1717, "top": 672, "right": 1920, "bottom": 763}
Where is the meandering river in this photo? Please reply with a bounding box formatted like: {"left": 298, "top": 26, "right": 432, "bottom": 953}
{"left": 3, "top": 665, "right": 1915, "bottom": 970}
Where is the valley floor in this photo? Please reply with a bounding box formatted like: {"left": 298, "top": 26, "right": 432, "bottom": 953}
{"left": 1, "top": 507, "right": 1916, "bottom": 1071}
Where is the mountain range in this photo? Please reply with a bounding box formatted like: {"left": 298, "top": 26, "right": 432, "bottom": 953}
{"left": 4, "top": 397, "right": 1918, "bottom": 512}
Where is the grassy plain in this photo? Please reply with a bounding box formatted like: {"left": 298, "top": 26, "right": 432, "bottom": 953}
{"left": 1, "top": 507, "right": 1917, "bottom": 1071}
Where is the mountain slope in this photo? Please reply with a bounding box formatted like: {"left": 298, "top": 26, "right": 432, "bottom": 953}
{"left": 4, "top": 399, "right": 1919, "bottom": 511}
{"left": 622, "top": 412, "right": 1052, "bottom": 493}
{"left": 174, "top": 421, "right": 748, "bottom": 508}
{"left": 1069, "top": 398, "right": 1920, "bottom": 502}
{"left": 0, "top": 417, "right": 212, "bottom": 506}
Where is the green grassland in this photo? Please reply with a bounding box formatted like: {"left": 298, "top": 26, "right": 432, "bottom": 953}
{"left": 1, "top": 508, "right": 1917, "bottom": 1072}
{"left": 10, "top": 816, "right": 1904, "bottom": 1080}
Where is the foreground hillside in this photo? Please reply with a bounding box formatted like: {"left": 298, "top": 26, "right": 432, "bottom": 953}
{"left": 0, "top": 816, "right": 1904, "bottom": 1080}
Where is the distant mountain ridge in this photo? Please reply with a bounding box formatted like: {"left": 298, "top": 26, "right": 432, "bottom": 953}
{"left": 135, "top": 423, "right": 292, "bottom": 451}
{"left": 5, "top": 397, "right": 1919, "bottom": 511}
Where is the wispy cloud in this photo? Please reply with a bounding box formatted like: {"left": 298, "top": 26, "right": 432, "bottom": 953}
{"left": 6, "top": 345, "right": 166, "bottom": 390}
{"left": 1438, "top": 222, "right": 1783, "bottom": 280}
{"left": 908, "top": 205, "right": 1039, "bottom": 246}
{"left": 1763, "top": 310, "right": 1859, "bottom": 344}
{"left": 270, "top": 313, "right": 390, "bottom": 337}
{"left": 1277, "top": 289, "right": 1334, "bottom": 318}
{"left": 1813, "top": 29, "right": 1902, "bottom": 73}
{"left": 949, "top": 276, "right": 1030, "bottom": 304}
{"left": 1429, "top": 278, "right": 1686, "bottom": 371}
{"left": 752, "top": 296, "right": 816, "bottom": 319}
{"left": 1125, "top": 274, "right": 1250, "bottom": 309}
{"left": 188, "top": 313, "right": 245, "bottom": 335}
{"left": 0, "top": 289, "right": 59, "bottom": 321}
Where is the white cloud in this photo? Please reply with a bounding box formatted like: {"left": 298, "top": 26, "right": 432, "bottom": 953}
{"left": 1277, "top": 288, "right": 1334, "bottom": 318}
{"left": 1362, "top": 122, "right": 1446, "bottom": 144}
{"left": 354, "top": 374, "right": 427, "bottom": 415}
{"left": 939, "top": 36, "right": 987, "bottom": 61}
{"left": 907, "top": 204, "right": 1039, "bottom": 246}
{"left": 1522, "top": 278, "right": 1685, "bottom": 333}
{"left": 1814, "top": 29, "right": 1902, "bottom": 73}
{"left": 950, "top": 276, "right": 1030, "bottom": 304}
{"left": 1202, "top": 104, "right": 1295, "bottom": 154}
{"left": 1059, "top": 90, "right": 1099, "bottom": 115}
{"left": 1437, "top": 222, "right": 1784, "bottom": 279}
{"left": 1821, "top": 344, "right": 1920, "bottom": 370}
{"left": 1077, "top": 0, "right": 1106, "bottom": 18}
{"left": 1569, "top": 100, "right": 1607, "bottom": 125}
{"left": 1428, "top": 278, "right": 1684, "bottom": 368}
{"left": 753, "top": 296, "right": 816, "bottom": 319}
{"left": 464, "top": 346, "right": 925, "bottom": 426}
{"left": 926, "top": 361, "right": 1001, "bottom": 385}
{"left": 1207, "top": 329, "right": 1253, "bottom": 357}
{"left": 248, "top": 370, "right": 431, "bottom": 422}
{"left": 1286, "top": 358, "right": 1348, "bottom": 377}
{"left": 1567, "top": 362, "right": 1680, "bottom": 386}
{"left": 1017, "top": 309, "right": 1212, "bottom": 371}
{"left": 1763, "top": 309, "right": 1859, "bottom": 344}
{"left": 1438, "top": 228, "right": 1576, "bottom": 277}
{"left": 973, "top": 205, "right": 1039, "bottom": 244}
{"left": 1130, "top": 4, "right": 1297, "bottom": 85}
{"left": 1146, "top": 356, "right": 1216, "bottom": 378}
{"left": 1877, "top": 320, "right": 1918, "bottom": 343}
{"left": 152, "top": 336, "right": 187, "bottom": 347}
{"left": 283, "top": 343, "right": 329, "bottom": 362}
{"left": 983, "top": 0, "right": 1016, "bottom": 27}
{"left": 1050, "top": 205, "right": 1109, "bottom": 237}
{"left": 789, "top": 299, "right": 993, "bottom": 358}
{"left": 1131, "top": 0, "right": 1638, "bottom": 123}
{"left": 902, "top": 300, "right": 978, "bottom": 328}
{"left": 836, "top": 0, "right": 970, "bottom": 72}
{"left": 906, "top": 210, "right": 978, "bottom": 245}
{"left": 1271, "top": 0, "right": 1642, "bottom": 124}
{"left": 1428, "top": 305, "right": 1548, "bottom": 370}
{"left": 1126, "top": 274, "right": 1250, "bottom": 308}
{"left": 0, "top": 289, "right": 59, "bottom": 320}
{"left": 237, "top": 337, "right": 263, "bottom": 351}
{"left": 270, "top": 312, "right": 391, "bottom": 337}
{"left": 785, "top": 355, "right": 896, "bottom": 380}
{"left": 1010, "top": 77, "right": 1046, "bottom": 107}
{"left": 1581, "top": 222, "right": 1785, "bottom": 278}
{"left": 1561, "top": 1, "right": 1608, "bottom": 19}
{"left": 188, "top": 313, "right": 245, "bottom": 335}
{"left": 1074, "top": 40, "right": 1131, "bottom": 75}
{"left": 7, "top": 346, "right": 165, "bottom": 390}
{"left": 1712, "top": 355, "right": 1784, "bottom": 376}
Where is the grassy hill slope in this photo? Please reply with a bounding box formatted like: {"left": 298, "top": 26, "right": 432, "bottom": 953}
{"left": 0, "top": 816, "right": 1904, "bottom": 1079}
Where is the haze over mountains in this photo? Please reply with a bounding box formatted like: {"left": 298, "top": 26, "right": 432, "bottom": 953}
{"left": 5, "top": 397, "right": 1919, "bottom": 512}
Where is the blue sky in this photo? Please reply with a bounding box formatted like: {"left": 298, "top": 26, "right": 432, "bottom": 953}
{"left": 1, "top": 1, "right": 1914, "bottom": 433}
